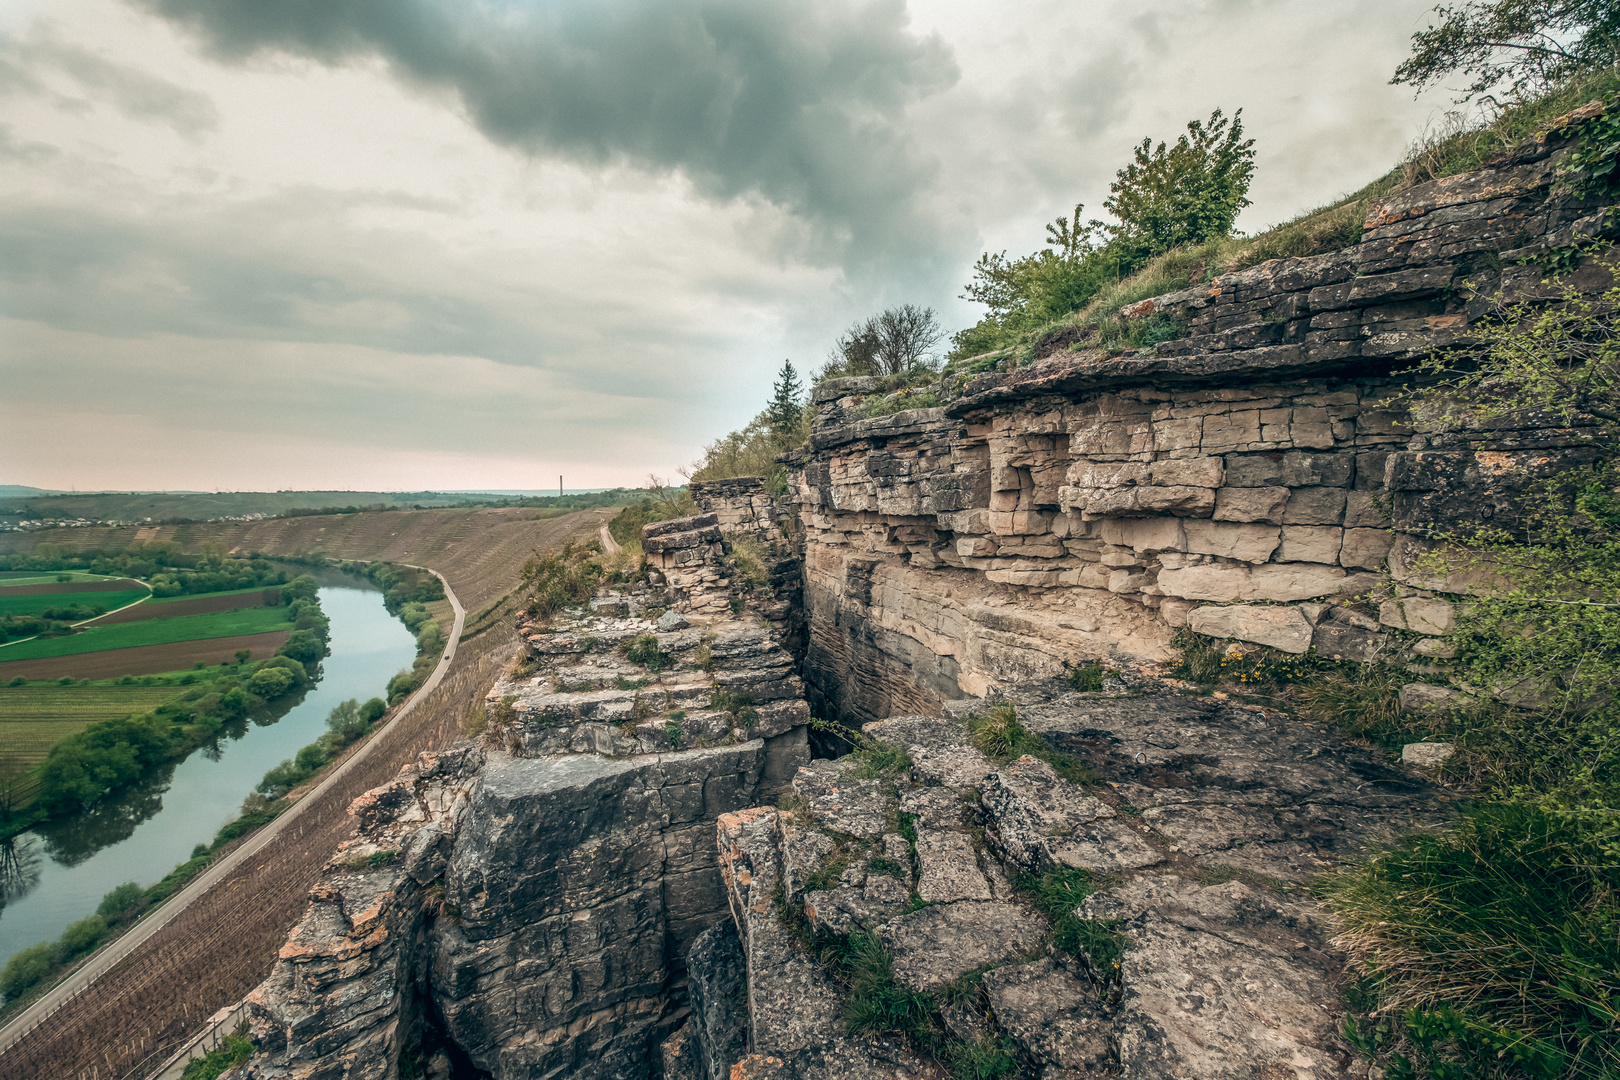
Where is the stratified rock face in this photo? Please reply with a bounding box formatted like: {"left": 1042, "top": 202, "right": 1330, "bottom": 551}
{"left": 234, "top": 746, "right": 485, "bottom": 1080}
{"left": 673, "top": 682, "right": 1445, "bottom": 1080}
{"left": 434, "top": 744, "right": 768, "bottom": 1079}
{"left": 790, "top": 126, "right": 1614, "bottom": 722}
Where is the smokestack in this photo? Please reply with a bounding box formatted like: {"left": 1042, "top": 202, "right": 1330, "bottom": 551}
{"left": 559, "top": 475, "right": 563, "bottom": 498}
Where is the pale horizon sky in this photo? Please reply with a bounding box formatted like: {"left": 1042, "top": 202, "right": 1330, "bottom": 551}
{"left": 1, "top": 0, "right": 1456, "bottom": 492}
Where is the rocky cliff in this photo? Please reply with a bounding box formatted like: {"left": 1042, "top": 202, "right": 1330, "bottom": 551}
{"left": 789, "top": 121, "right": 1610, "bottom": 722}
{"left": 223, "top": 119, "right": 1611, "bottom": 1080}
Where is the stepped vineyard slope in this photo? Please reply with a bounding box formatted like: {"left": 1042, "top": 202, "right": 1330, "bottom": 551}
{"left": 205, "top": 122, "right": 1612, "bottom": 1080}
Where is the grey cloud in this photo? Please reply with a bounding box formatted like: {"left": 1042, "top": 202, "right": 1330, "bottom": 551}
{"left": 0, "top": 193, "right": 735, "bottom": 406}
{"left": 134, "top": 0, "right": 959, "bottom": 267}
{"left": 0, "top": 29, "right": 220, "bottom": 137}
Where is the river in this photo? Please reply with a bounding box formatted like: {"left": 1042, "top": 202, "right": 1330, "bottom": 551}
{"left": 0, "top": 568, "right": 418, "bottom": 963}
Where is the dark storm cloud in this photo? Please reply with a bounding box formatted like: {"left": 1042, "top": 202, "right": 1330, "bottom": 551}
{"left": 134, "top": 0, "right": 959, "bottom": 266}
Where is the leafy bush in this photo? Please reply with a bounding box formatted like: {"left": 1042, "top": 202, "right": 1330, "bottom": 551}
{"left": 247, "top": 665, "right": 295, "bottom": 697}
{"left": 386, "top": 669, "right": 421, "bottom": 705}
{"left": 0, "top": 942, "right": 58, "bottom": 999}
{"left": 36, "top": 712, "right": 175, "bottom": 814}
{"left": 521, "top": 540, "right": 604, "bottom": 622}
{"left": 180, "top": 1033, "right": 254, "bottom": 1080}
{"left": 96, "top": 881, "right": 143, "bottom": 920}
{"left": 58, "top": 914, "right": 106, "bottom": 957}
{"left": 966, "top": 703, "right": 1099, "bottom": 785}
{"left": 623, "top": 633, "right": 671, "bottom": 672}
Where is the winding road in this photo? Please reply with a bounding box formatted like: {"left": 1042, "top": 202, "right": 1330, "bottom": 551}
{"left": 0, "top": 566, "right": 467, "bottom": 1057}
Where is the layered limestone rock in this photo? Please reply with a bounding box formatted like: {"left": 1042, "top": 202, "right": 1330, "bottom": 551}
{"left": 791, "top": 123, "right": 1614, "bottom": 721}
{"left": 232, "top": 523, "right": 814, "bottom": 1080}
{"left": 665, "top": 679, "right": 1446, "bottom": 1080}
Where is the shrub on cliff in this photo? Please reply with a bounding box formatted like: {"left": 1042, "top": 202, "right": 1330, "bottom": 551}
{"left": 950, "top": 108, "right": 1255, "bottom": 361}
{"left": 521, "top": 539, "right": 604, "bottom": 621}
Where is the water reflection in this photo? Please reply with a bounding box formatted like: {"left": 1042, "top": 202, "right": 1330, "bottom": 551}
{"left": 0, "top": 836, "right": 41, "bottom": 906}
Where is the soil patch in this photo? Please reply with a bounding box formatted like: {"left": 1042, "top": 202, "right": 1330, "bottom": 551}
{"left": 86, "top": 589, "right": 279, "bottom": 625}
{"left": 0, "top": 631, "right": 290, "bottom": 681}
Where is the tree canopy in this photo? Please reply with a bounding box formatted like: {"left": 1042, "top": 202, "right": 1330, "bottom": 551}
{"left": 1394, "top": 0, "right": 1620, "bottom": 101}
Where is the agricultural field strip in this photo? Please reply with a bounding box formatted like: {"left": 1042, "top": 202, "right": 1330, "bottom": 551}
{"left": 0, "top": 687, "right": 188, "bottom": 797}
{"left": 0, "top": 579, "right": 146, "bottom": 595}
{"left": 84, "top": 588, "right": 278, "bottom": 626}
{"left": 0, "top": 568, "right": 468, "bottom": 1059}
{"left": 0, "top": 573, "right": 127, "bottom": 587}
{"left": 0, "top": 607, "right": 293, "bottom": 661}
{"left": 0, "top": 632, "right": 291, "bottom": 683}
{"left": 0, "top": 589, "right": 148, "bottom": 619}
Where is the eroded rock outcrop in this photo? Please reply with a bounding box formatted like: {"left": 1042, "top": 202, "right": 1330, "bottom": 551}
{"left": 790, "top": 123, "right": 1614, "bottom": 722}
{"left": 666, "top": 680, "right": 1446, "bottom": 1080}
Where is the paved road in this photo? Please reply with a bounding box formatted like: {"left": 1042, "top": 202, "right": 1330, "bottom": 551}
{"left": 0, "top": 567, "right": 467, "bottom": 1056}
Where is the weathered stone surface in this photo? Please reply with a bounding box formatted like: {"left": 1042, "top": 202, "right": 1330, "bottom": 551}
{"left": 1380, "top": 596, "right": 1457, "bottom": 635}
{"left": 1399, "top": 682, "right": 1467, "bottom": 713}
{"left": 914, "top": 828, "right": 992, "bottom": 903}
{"left": 1403, "top": 742, "right": 1456, "bottom": 767}
{"left": 1213, "top": 486, "right": 1289, "bottom": 523}
{"left": 792, "top": 760, "right": 891, "bottom": 838}
{"left": 1086, "top": 876, "right": 1348, "bottom": 1080}
{"left": 1187, "top": 603, "right": 1315, "bottom": 653}
{"left": 1181, "top": 519, "right": 1280, "bottom": 563}
{"left": 878, "top": 901, "right": 1047, "bottom": 991}
{"left": 981, "top": 756, "right": 1113, "bottom": 869}
{"left": 686, "top": 924, "right": 749, "bottom": 1080}
{"left": 982, "top": 958, "right": 1111, "bottom": 1074}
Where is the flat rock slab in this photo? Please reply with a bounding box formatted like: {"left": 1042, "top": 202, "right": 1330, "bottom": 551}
{"left": 983, "top": 957, "right": 1111, "bottom": 1074}
{"left": 730, "top": 1035, "right": 933, "bottom": 1080}
{"left": 914, "top": 828, "right": 992, "bottom": 903}
{"left": 792, "top": 761, "right": 891, "bottom": 839}
{"left": 1049, "top": 817, "right": 1165, "bottom": 874}
{"left": 878, "top": 901, "right": 1046, "bottom": 992}
{"left": 1084, "top": 876, "right": 1343, "bottom": 1080}
{"left": 981, "top": 756, "right": 1114, "bottom": 870}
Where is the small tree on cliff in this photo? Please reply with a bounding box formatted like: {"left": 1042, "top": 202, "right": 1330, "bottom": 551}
{"left": 767, "top": 361, "right": 803, "bottom": 437}
{"left": 1395, "top": 0, "right": 1620, "bottom": 103}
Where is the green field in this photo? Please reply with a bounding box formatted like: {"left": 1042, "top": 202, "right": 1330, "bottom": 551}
{"left": 0, "top": 588, "right": 148, "bottom": 618}
{"left": 0, "top": 686, "right": 186, "bottom": 802}
{"left": 0, "top": 607, "right": 294, "bottom": 661}
{"left": 0, "top": 571, "right": 129, "bottom": 587}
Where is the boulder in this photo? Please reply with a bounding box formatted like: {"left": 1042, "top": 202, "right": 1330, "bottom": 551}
{"left": 1187, "top": 604, "right": 1314, "bottom": 654}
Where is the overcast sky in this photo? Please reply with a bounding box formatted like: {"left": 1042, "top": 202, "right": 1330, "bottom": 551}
{"left": 0, "top": 0, "right": 1453, "bottom": 492}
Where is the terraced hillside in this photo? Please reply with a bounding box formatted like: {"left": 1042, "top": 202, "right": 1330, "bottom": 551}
{"left": 0, "top": 506, "right": 610, "bottom": 615}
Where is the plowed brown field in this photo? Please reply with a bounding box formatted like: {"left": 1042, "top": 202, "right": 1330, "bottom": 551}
{"left": 84, "top": 589, "right": 279, "bottom": 625}
{"left": 0, "top": 631, "right": 289, "bottom": 681}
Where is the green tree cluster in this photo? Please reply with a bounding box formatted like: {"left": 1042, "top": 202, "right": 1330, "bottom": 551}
{"left": 951, "top": 109, "right": 1255, "bottom": 361}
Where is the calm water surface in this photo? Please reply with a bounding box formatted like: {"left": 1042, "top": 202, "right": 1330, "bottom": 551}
{"left": 0, "top": 571, "right": 417, "bottom": 961}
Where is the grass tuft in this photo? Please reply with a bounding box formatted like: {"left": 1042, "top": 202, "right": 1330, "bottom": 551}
{"left": 967, "top": 703, "right": 1101, "bottom": 786}
{"left": 1321, "top": 804, "right": 1620, "bottom": 1079}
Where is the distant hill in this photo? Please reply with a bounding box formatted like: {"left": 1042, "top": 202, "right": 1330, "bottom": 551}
{"left": 0, "top": 488, "right": 649, "bottom": 524}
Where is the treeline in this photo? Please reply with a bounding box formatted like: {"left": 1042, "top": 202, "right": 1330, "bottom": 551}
{"left": 0, "top": 543, "right": 289, "bottom": 597}
{"left": 256, "top": 696, "right": 386, "bottom": 798}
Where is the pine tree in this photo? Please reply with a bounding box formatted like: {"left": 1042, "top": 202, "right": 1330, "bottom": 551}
{"left": 767, "top": 360, "right": 803, "bottom": 438}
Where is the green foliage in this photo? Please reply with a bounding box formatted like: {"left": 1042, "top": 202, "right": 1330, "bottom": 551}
{"left": 840, "top": 931, "right": 939, "bottom": 1038}
{"left": 729, "top": 534, "right": 770, "bottom": 586}
{"left": 768, "top": 360, "right": 805, "bottom": 437}
{"left": 847, "top": 741, "right": 913, "bottom": 780}
{"left": 1291, "top": 664, "right": 1409, "bottom": 745}
{"left": 96, "top": 881, "right": 143, "bottom": 920}
{"left": 1393, "top": 0, "right": 1620, "bottom": 103}
{"left": 858, "top": 387, "right": 943, "bottom": 418}
{"left": 1321, "top": 805, "right": 1619, "bottom": 1078}
{"left": 1414, "top": 269, "right": 1620, "bottom": 454}
{"left": 0, "top": 942, "right": 58, "bottom": 999}
{"left": 1563, "top": 101, "right": 1620, "bottom": 195}
{"left": 665, "top": 720, "right": 682, "bottom": 749}
{"left": 36, "top": 712, "right": 176, "bottom": 814}
{"left": 623, "top": 633, "right": 671, "bottom": 672}
{"left": 386, "top": 669, "right": 421, "bottom": 705}
{"left": 952, "top": 109, "right": 1254, "bottom": 360}
{"left": 821, "top": 305, "right": 945, "bottom": 379}
{"left": 1016, "top": 866, "right": 1127, "bottom": 978}
{"left": 58, "top": 914, "right": 106, "bottom": 957}
{"left": 1065, "top": 664, "right": 1106, "bottom": 692}
{"left": 180, "top": 1033, "right": 254, "bottom": 1080}
{"left": 710, "top": 687, "right": 759, "bottom": 728}
{"left": 521, "top": 540, "right": 605, "bottom": 622}
{"left": 966, "top": 703, "right": 1100, "bottom": 786}
{"left": 688, "top": 409, "right": 811, "bottom": 482}
{"left": 247, "top": 665, "right": 295, "bottom": 697}
{"left": 1103, "top": 108, "right": 1257, "bottom": 269}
